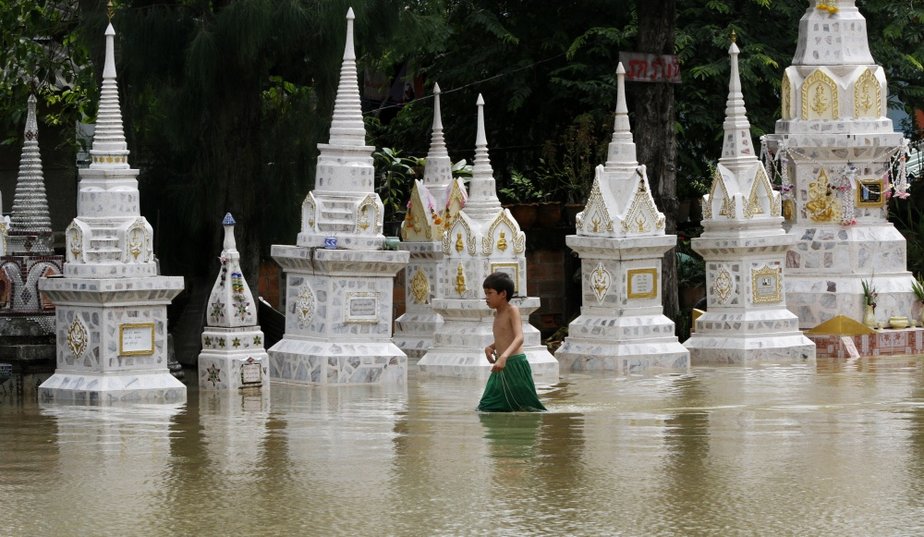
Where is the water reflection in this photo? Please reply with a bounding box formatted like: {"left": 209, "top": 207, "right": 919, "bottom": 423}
{"left": 1, "top": 360, "right": 923, "bottom": 536}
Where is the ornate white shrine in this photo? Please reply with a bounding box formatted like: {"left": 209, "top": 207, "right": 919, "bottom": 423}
{"left": 393, "top": 83, "right": 467, "bottom": 359}
{"left": 683, "top": 39, "right": 815, "bottom": 364}
{"left": 38, "top": 22, "right": 186, "bottom": 403}
{"left": 0, "top": 94, "right": 63, "bottom": 364}
{"left": 416, "top": 95, "right": 558, "bottom": 383}
{"left": 555, "top": 64, "right": 690, "bottom": 373}
{"left": 269, "top": 8, "right": 409, "bottom": 385}
{"left": 763, "top": 0, "right": 913, "bottom": 328}
{"left": 198, "top": 213, "right": 269, "bottom": 392}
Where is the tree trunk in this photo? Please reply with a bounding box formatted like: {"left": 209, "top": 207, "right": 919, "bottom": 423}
{"left": 631, "top": 0, "right": 680, "bottom": 323}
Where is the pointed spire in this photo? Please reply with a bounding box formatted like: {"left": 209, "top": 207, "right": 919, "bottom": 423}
{"left": 89, "top": 22, "right": 130, "bottom": 169}
{"left": 423, "top": 82, "right": 452, "bottom": 186}
{"left": 719, "top": 37, "right": 757, "bottom": 169}
{"left": 604, "top": 62, "right": 638, "bottom": 170}
{"left": 326, "top": 7, "right": 367, "bottom": 147}
{"left": 462, "top": 94, "right": 502, "bottom": 219}
{"left": 222, "top": 213, "right": 238, "bottom": 254}
{"left": 11, "top": 94, "right": 53, "bottom": 252}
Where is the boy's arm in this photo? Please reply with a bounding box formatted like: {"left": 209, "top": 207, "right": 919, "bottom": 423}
{"left": 493, "top": 307, "right": 524, "bottom": 370}
{"left": 484, "top": 342, "right": 496, "bottom": 363}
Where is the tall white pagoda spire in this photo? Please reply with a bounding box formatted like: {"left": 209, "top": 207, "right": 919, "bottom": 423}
{"left": 603, "top": 63, "right": 638, "bottom": 171}
{"left": 326, "top": 7, "right": 366, "bottom": 147}
{"left": 720, "top": 36, "right": 757, "bottom": 171}
{"left": 423, "top": 82, "right": 452, "bottom": 186}
{"left": 10, "top": 94, "right": 53, "bottom": 253}
{"left": 460, "top": 94, "right": 502, "bottom": 220}
{"left": 89, "top": 23, "right": 130, "bottom": 169}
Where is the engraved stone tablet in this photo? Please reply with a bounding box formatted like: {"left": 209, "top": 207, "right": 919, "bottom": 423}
{"left": 240, "top": 359, "right": 262, "bottom": 385}
{"left": 346, "top": 292, "right": 378, "bottom": 323}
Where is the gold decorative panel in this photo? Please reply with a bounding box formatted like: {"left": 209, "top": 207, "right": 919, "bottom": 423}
{"left": 801, "top": 69, "right": 839, "bottom": 120}
{"left": 751, "top": 265, "right": 782, "bottom": 304}
{"left": 781, "top": 73, "right": 792, "bottom": 120}
{"left": 853, "top": 68, "right": 881, "bottom": 119}
{"left": 712, "top": 266, "right": 734, "bottom": 304}
{"left": 591, "top": 263, "right": 611, "bottom": 304}
{"left": 806, "top": 169, "right": 840, "bottom": 223}
{"left": 410, "top": 269, "right": 430, "bottom": 304}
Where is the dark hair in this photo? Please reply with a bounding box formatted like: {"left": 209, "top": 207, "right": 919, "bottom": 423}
{"left": 483, "top": 271, "right": 515, "bottom": 301}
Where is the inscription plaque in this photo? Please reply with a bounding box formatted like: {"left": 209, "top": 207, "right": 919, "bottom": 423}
{"left": 627, "top": 268, "right": 658, "bottom": 300}
{"left": 346, "top": 292, "right": 378, "bottom": 323}
{"left": 119, "top": 322, "right": 155, "bottom": 356}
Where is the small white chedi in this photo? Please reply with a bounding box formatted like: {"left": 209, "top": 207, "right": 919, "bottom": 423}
{"left": 38, "top": 21, "right": 186, "bottom": 403}
{"left": 198, "top": 213, "right": 269, "bottom": 392}
{"left": 555, "top": 63, "right": 690, "bottom": 374}
{"left": 269, "top": 8, "right": 409, "bottom": 385}
{"left": 763, "top": 0, "right": 914, "bottom": 327}
{"left": 393, "top": 83, "right": 467, "bottom": 359}
{"left": 416, "top": 95, "right": 558, "bottom": 383}
{"left": 683, "top": 37, "right": 815, "bottom": 364}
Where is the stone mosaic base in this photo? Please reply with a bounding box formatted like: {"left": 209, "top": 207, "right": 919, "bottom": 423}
{"left": 393, "top": 312, "right": 443, "bottom": 360}
{"left": 38, "top": 371, "right": 187, "bottom": 405}
{"left": 684, "top": 333, "right": 815, "bottom": 365}
{"left": 556, "top": 313, "right": 689, "bottom": 374}
{"left": 269, "top": 338, "right": 406, "bottom": 385}
{"left": 198, "top": 351, "right": 269, "bottom": 392}
{"left": 808, "top": 327, "right": 924, "bottom": 359}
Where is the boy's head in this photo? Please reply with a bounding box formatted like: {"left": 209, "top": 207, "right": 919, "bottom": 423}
{"left": 483, "top": 272, "right": 515, "bottom": 302}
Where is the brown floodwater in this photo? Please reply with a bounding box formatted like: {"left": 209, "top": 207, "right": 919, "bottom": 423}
{"left": 2, "top": 357, "right": 924, "bottom": 536}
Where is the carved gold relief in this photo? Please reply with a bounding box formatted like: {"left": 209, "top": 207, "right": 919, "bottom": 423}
{"left": 455, "top": 264, "right": 467, "bottom": 296}
{"left": 497, "top": 231, "right": 508, "bottom": 252}
{"left": 410, "top": 269, "right": 430, "bottom": 304}
{"left": 801, "top": 69, "right": 839, "bottom": 120}
{"left": 751, "top": 265, "right": 782, "bottom": 304}
{"left": 712, "top": 266, "right": 734, "bottom": 304}
{"left": 806, "top": 169, "right": 840, "bottom": 223}
{"left": 66, "top": 317, "right": 88, "bottom": 359}
{"left": 294, "top": 285, "right": 315, "bottom": 329}
{"left": 854, "top": 68, "right": 881, "bottom": 119}
{"left": 591, "top": 263, "right": 611, "bottom": 304}
{"left": 66, "top": 224, "right": 83, "bottom": 261}
{"left": 455, "top": 232, "right": 464, "bottom": 252}
{"left": 483, "top": 211, "right": 524, "bottom": 255}
{"left": 781, "top": 73, "right": 791, "bottom": 120}
{"left": 621, "top": 177, "right": 664, "bottom": 233}
{"left": 580, "top": 180, "right": 614, "bottom": 234}
{"left": 128, "top": 225, "right": 144, "bottom": 260}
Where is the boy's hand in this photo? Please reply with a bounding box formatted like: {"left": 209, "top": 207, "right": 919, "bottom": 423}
{"left": 491, "top": 356, "right": 507, "bottom": 373}
{"left": 484, "top": 346, "right": 496, "bottom": 363}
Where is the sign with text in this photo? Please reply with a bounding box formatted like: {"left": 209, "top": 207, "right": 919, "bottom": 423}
{"left": 619, "top": 52, "right": 681, "bottom": 84}
{"left": 119, "top": 322, "right": 155, "bottom": 356}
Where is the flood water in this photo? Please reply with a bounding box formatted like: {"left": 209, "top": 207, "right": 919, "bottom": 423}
{"left": 2, "top": 357, "right": 924, "bottom": 536}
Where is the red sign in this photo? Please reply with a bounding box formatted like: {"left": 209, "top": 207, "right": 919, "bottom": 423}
{"left": 618, "top": 52, "right": 681, "bottom": 83}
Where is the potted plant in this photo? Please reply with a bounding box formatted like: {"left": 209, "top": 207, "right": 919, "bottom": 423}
{"left": 912, "top": 275, "right": 924, "bottom": 325}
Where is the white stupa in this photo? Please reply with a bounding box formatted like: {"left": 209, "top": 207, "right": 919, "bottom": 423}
{"left": 198, "top": 213, "right": 269, "bottom": 392}
{"left": 38, "top": 21, "right": 186, "bottom": 403}
{"left": 269, "top": 8, "right": 409, "bottom": 385}
{"left": 763, "top": 0, "right": 914, "bottom": 327}
{"left": 683, "top": 36, "right": 815, "bottom": 364}
{"left": 416, "top": 95, "right": 558, "bottom": 383}
{"left": 393, "top": 83, "right": 467, "bottom": 359}
{"left": 555, "top": 63, "right": 690, "bottom": 374}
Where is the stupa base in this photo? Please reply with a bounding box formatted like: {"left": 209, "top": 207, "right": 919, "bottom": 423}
{"left": 269, "top": 338, "right": 406, "bottom": 385}
{"left": 684, "top": 333, "right": 816, "bottom": 365}
{"left": 416, "top": 345, "right": 559, "bottom": 385}
{"left": 38, "top": 370, "right": 187, "bottom": 405}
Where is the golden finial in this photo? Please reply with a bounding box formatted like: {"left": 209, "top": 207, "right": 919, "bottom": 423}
{"left": 730, "top": 30, "right": 737, "bottom": 44}
{"left": 107, "top": 0, "right": 114, "bottom": 21}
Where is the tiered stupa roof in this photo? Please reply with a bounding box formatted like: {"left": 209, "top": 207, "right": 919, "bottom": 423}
{"left": 10, "top": 94, "right": 53, "bottom": 254}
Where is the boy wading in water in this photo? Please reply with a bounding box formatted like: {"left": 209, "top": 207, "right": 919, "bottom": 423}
{"left": 477, "top": 272, "right": 546, "bottom": 412}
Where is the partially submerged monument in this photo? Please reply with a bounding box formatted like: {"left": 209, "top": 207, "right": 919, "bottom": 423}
{"left": 198, "top": 213, "right": 269, "bottom": 392}
{"left": 393, "top": 83, "right": 467, "bottom": 359}
{"left": 555, "top": 63, "right": 690, "bottom": 374}
{"left": 763, "top": 0, "right": 914, "bottom": 327}
{"left": 0, "top": 95, "right": 63, "bottom": 366}
{"left": 683, "top": 37, "right": 815, "bottom": 364}
{"left": 269, "top": 8, "right": 409, "bottom": 385}
{"left": 416, "top": 95, "right": 558, "bottom": 383}
{"left": 38, "top": 21, "right": 186, "bottom": 403}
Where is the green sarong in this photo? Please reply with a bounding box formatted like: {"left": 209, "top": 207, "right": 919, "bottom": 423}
{"left": 477, "top": 354, "right": 547, "bottom": 412}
